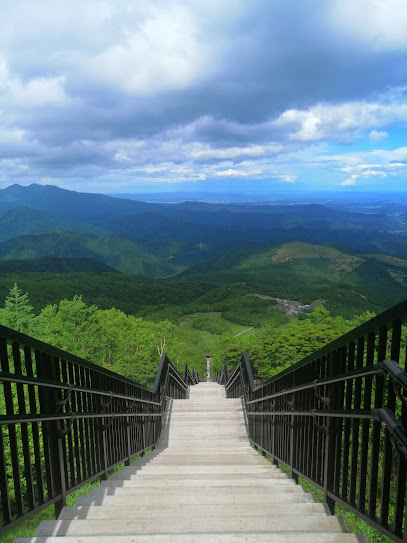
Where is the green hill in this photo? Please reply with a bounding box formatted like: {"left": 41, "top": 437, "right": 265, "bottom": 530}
{"left": 0, "top": 231, "right": 180, "bottom": 275}
{"left": 181, "top": 241, "right": 407, "bottom": 316}
{"left": 0, "top": 206, "right": 103, "bottom": 241}
{"left": 0, "top": 257, "right": 118, "bottom": 274}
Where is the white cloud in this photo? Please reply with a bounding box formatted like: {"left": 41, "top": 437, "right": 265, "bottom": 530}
{"left": 0, "top": 57, "right": 68, "bottom": 107}
{"left": 334, "top": 147, "right": 407, "bottom": 185}
{"left": 279, "top": 175, "right": 296, "bottom": 183}
{"left": 85, "top": 8, "right": 212, "bottom": 94}
{"left": 369, "top": 130, "right": 388, "bottom": 141}
{"left": 272, "top": 89, "right": 407, "bottom": 144}
{"left": 190, "top": 143, "right": 282, "bottom": 161}
{"left": 213, "top": 168, "right": 262, "bottom": 178}
{"left": 341, "top": 176, "right": 357, "bottom": 186}
{"left": 113, "top": 150, "right": 130, "bottom": 162}
{"left": 330, "top": 0, "right": 407, "bottom": 50}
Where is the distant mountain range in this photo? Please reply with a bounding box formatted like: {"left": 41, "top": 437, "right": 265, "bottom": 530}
{"left": 0, "top": 183, "right": 407, "bottom": 279}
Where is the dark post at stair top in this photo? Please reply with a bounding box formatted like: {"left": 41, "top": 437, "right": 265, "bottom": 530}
{"left": 205, "top": 352, "right": 212, "bottom": 382}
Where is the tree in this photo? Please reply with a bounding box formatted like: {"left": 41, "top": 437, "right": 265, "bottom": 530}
{"left": 0, "top": 283, "right": 34, "bottom": 333}
{"left": 38, "top": 295, "right": 106, "bottom": 360}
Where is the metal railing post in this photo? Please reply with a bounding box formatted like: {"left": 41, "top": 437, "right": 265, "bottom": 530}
{"left": 96, "top": 373, "right": 109, "bottom": 482}
{"left": 323, "top": 351, "right": 338, "bottom": 514}
{"left": 124, "top": 383, "right": 131, "bottom": 466}
{"left": 39, "top": 353, "right": 67, "bottom": 518}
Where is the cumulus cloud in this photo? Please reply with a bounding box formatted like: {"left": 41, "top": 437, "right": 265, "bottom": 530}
{"left": 272, "top": 90, "right": 407, "bottom": 144}
{"left": 0, "top": 57, "right": 69, "bottom": 108}
{"left": 82, "top": 5, "right": 214, "bottom": 95}
{"left": 369, "top": 130, "right": 389, "bottom": 142}
{"left": 213, "top": 168, "right": 262, "bottom": 178}
{"left": 330, "top": 0, "right": 407, "bottom": 50}
{"left": 336, "top": 148, "right": 407, "bottom": 186}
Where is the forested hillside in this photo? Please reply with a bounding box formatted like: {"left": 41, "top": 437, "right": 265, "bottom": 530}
{"left": 1, "top": 185, "right": 407, "bottom": 384}
{"left": 0, "top": 284, "right": 376, "bottom": 386}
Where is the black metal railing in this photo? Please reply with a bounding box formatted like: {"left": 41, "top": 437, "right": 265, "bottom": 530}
{"left": 216, "top": 298, "right": 407, "bottom": 543}
{"left": 183, "top": 363, "right": 201, "bottom": 388}
{"left": 0, "top": 323, "right": 196, "bottom": 535}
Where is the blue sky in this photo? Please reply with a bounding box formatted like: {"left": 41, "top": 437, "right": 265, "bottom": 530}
{"left": 0, "top": 0, "right": 407, "bottom": 193}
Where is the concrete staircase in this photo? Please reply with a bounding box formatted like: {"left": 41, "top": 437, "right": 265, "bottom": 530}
{"left": 15, "top": 382, "right": 365, "bottom": 542}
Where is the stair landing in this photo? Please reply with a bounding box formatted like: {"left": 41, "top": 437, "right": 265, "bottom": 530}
{"left": 15, "top": 382, "right": 364, "bottom": 542}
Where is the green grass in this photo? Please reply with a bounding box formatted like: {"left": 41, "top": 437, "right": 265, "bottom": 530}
{"left": 170, "top": 313, "right": 248, "bottom": 374}
{"left": 260, "top": 449, "right": 392, "bottom": 543}
{"left": 0, "top": 450, "right": 152, "bottom": 542}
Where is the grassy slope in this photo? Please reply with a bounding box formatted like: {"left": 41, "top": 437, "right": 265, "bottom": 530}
{"left": 170, "top": 313, "right": 249, "bottom": 374}
{"left": 181, "top": 241, "right": 407, "bottom": 317}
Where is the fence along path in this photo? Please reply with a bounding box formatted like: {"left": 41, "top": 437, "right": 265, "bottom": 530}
{"left": 16, "top": 382, "right": 363, "bottom": 542}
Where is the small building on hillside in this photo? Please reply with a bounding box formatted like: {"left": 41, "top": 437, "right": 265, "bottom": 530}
{"left": 205, "top": 352, "right": 212, "bottom": 381}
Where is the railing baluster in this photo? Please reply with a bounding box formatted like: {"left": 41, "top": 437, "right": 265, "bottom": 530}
{"left": 0, "top": 422, "right": 11, "bottom": 524}
{"left": 341, "top": 341, "right": 355, "bottom": 503}
{"left": 357, "top": 331, "right": 374, "bottom": 513}
{"left": 12, "top": 342, "right": 35, "bottom": 511}
{"left": 368, "top": 327, "right": 387, "bottom": 519}
{"left": 394, "top": 336, "right": 407, "bottom": 537}
{"left": 349, "top": 336, "right": 364, "bottom": 505}
{"left": 0, "top": 338, "right": 24, "bottom": 517}
{"left": 24, "top": 346, "right": 45, "bottom": 505}
{"left": 380, "top": 319, "right": 401, "bottom": 525}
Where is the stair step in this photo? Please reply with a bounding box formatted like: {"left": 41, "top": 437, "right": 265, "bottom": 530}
{"left": 133, "top": 456, "right": 272, "bottom": 465}
{"left": 58, "top": 503, "right": 328, "bottom": 520}
{"left": 35, "top": 515, "right": 346, "bottom": 536}
{"left": 76, "top": 492, "right": 314, "bottom": 506}
{"left": 155, "top": 447, "right": 253, "bottom": 453}
{"left": 100, "top": 478, "right": 293, "bottom": 488}
{"left": 13, "top": 535, "right": 364, "bottom": 542}
{"left": 89, "top": 485, "right": 304, "bottom": 497}
{"left": 109, "top": 471, "right": 283, "bottom": 481}
{"left": 164, "top": 440, "right": 249, "bottom": 446}
{"left": 135, "top": 465, "right": 281, "bottom": 473}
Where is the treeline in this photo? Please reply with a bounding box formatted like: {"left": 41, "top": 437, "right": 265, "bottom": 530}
{"left": 209, "top": 306, "right": 377, "bottom": 379}
{"left": 0, "top": 273, "right": 214, "bottom": 315}
{"left": 0, "top": 284, "right": 186, "bottom": 387}
{"left": 0, "top": 284, "right": 381, "bottom": 387}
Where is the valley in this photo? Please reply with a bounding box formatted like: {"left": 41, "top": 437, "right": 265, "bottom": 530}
{"left": 0, "top": 184, "right": 407, "bottom": 382}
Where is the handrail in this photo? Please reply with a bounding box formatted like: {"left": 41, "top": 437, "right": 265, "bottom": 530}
{"left": 0, "top": 323, "right": 198, "bottom": 535}
{"left": 183, "top": 362, "right": 198, "bottom": 386}
{"left": 218, "top": 299, "right": 407, "bottom": 543}
{"left": 383, "top": 359, "right": 407, "bottom": 406}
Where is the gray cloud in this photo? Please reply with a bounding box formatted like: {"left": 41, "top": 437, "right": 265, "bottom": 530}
{"left": 1, "top": 0, "right": 407, "bottom": 188}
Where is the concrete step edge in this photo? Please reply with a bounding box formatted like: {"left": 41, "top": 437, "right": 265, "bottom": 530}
{"left": 13, "top": 534, "right": 366, "bottom": 542}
